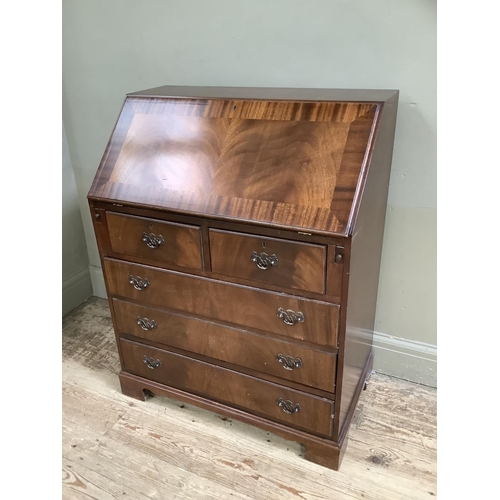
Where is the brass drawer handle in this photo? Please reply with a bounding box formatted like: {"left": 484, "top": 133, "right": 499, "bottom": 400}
{"left": 142, "top": 232, "right": 165, "bottom": 249}
{"left": 129, "top": 275, "right": 150, "bottom": 291}
{"left": 277, "top": 308, "right": 304, "bottom": 326}
{"left": 276, "top": 353, "right": 303, "bottom": 370}
{"left": 277, "top": 397, "right": 301, "bottom": 414}
{"left": 251, "top": 251, "right": 278, "bottom": 270}
{"left": 143, "top": 355, "right": 161, "bottom": 369}
{"left": 136, "top": 316, "right": 157, "bottom": 331}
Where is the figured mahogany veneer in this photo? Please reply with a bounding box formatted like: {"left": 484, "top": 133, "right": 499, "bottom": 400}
{"left": 88, "top": 95, "right": 378, "bottom": 236}
{"left": 209, "top": 229, "right": 327, "bottom": 293}
{"left": 113, "top": 298, "right": 337, "bottom": 392}
{"left": 104, "top": 258, "right": 339, "bottom": 346}
{"left": 120, "top": 338, "right": 334, "bottom": 437}
{"left": 88, "top": 85, "right": 398, "bottom": 471}
{"left": 107, "top": 212, "right": 203, "bottom": 270}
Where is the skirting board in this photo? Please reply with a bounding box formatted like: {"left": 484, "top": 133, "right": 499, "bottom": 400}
{"left": 62, "top": 267, "right": 93, "bottom": 316}
{"left": 88, "top": 265, "right": 436, "bottom": 387}
{"left": 89, "top": 265, "right": 108, "bottom": 299}
{"left": 372, "top": 331, "right": 437, "bottom": 387}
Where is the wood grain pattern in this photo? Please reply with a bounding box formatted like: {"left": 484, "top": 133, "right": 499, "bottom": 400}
{"left": 120, "top": 338, "right": 334, "bottom": 437}
{"left": 112, "top": 298, "right": 336, "bottom": 392}
{"left": 127, "top": 96, "right": 376, "bottom": 122}
{"left": 211, "top": 119, "right": 348, "bottom": 209}
{"left": 209, "top": 229, "right": 327, "bottom": 293}
{"left": 331, "top": 106, "right": 378, "bottom": 228}
{"left": 106, "top": 211, "right": 202, "bottom": 270}
{"left": 88, "top": 94, "right": 382, "bottom": 236}
{"left": 104, "top": 258, "right": 339, "bottom": 346}
{"left": 90, "top": 98, "right": 134, "bottom": 190}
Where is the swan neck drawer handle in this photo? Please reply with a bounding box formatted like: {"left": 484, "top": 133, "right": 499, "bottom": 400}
{"left": 129, "top": 275, "right": 150, "bottom": 291}
{"left": 142, "top": 232, "right": 165, "bottom": 249}
{"left": 277, "top": 308, "right": 304, "bottom": 325}
{"left": 143, "top": 355, "right": 161, "bottom": 369}
{"left": 277, "top": 397, "right": 301, "bottom": 414}
{"left": 251, "top": 251, "right": 278, "bottom": 270}
{"left": 276, "top": 353, "right": 303, "bottom": 370}
{"left": 136, "top": 316, "right": 157, "bottom": 331}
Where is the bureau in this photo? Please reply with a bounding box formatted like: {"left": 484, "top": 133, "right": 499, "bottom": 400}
{"left": 88, "top": 85, "right": 398, "bottom": 470}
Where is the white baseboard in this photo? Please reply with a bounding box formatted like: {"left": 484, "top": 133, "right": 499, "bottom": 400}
{"left": 62, "top": 267, "right": 93, "bottom": 316}
{"left": 372, "top": 331, "right": 437, "bottom": 387}
{"left": 89, "top": 265, "right": 107, "bottom": 299}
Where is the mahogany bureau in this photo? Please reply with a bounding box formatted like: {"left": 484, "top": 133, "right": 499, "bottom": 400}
{"left": 87, "top": 85, "right": 398, "bottom": 470}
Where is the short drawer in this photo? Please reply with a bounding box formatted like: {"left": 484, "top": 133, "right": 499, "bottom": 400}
{"left": 104, "top": 259, "right": 339, "bottom": 346}
{"left": 120, "top": 338, "right": 334, "bottom": 436}
{"left": 113, "top": 299, "right": 336, "bottom": 392}
{"left": 106, "top": 212, "right": 202, "bottom": 270}
{"left": 209, "top": 229, "right": 326, "bottom": 293}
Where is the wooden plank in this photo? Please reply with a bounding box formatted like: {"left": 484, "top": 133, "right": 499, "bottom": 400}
{"left": 62, "top": 383, "right": 124, "bottom": 435}
{"left": 63, "top": 459, "right": 152, "bottom": 500}
{"left": 62, "top": 297, "right": 121, "bottom": 375}
{"left": 63, "top": 420, "right": 246, "bottom": 500}
{"left": 106, "top": 407, "right": 434, "bottom": 500}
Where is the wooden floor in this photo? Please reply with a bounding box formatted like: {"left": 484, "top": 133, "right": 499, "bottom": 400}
{"left": 62, "top": 297, "right": 437, "bottom": 500}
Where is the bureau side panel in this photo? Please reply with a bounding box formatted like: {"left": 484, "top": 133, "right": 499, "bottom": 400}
{"left": 335, "top": 94, "right": 399, "bottom": 438}
{"left": 87, "top": 202, "right": 128, "bottom": 366}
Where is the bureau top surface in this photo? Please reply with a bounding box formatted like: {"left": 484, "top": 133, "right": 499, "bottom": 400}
{"left": 88, "top": 86, "right": 398, "bottom": 236}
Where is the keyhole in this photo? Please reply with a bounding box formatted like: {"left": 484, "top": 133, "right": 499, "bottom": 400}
{"left": 149, "top": 223, "right": 153, "bottom": 230}
{"left": 262, "top": 242, "right": 266, "bottom": 249}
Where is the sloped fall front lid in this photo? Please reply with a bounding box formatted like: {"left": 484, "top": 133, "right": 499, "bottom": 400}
{"left": 88, "top": 86, "right": 397, "bottom": 236}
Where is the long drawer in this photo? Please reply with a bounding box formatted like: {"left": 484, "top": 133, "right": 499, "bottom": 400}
{"left": 104, "top": 259, "right": 339, "bottom": 346}
{"left": 120, "top": 338, "right": 334, "bottom": 436}
{"left": 113, "top": 298, "right": 336, "bottom": 392}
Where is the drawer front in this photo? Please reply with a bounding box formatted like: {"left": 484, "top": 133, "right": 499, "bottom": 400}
{"left": 120, "top": 338, "right": 333, "bottom": 436}
{"left": 107, "top": 212, "right": 202, "bottom": 270}
{"left": 104, "top": 259, "right": 339, "bottom": 346}
{"left": 113, "top": 299, "right": 336, "bottom": 392}
{"left": 209, "top": 229, "right": 326, "bottom": 293}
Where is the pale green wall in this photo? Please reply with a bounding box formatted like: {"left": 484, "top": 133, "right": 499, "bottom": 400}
{"left": 62, "top": 0, "right": 436, "bottom": 384}
{"left": 62, "top": 120, "right": 92, "bottom": 315}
